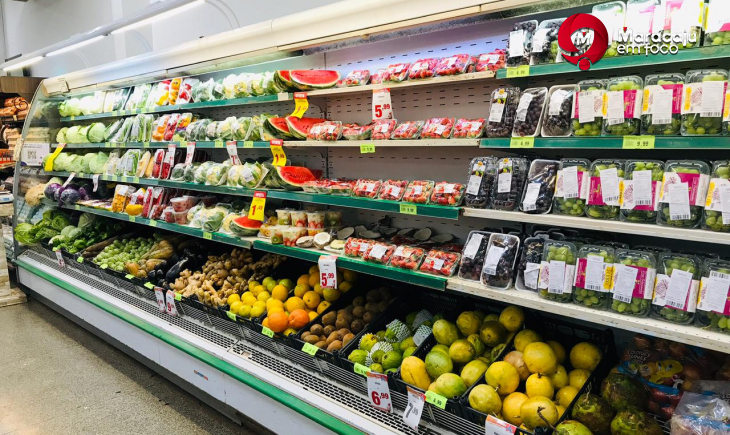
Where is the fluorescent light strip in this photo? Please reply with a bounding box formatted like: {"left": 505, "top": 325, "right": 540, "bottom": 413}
{"left": 3, "top": 56, "right": 43, "bottom": 72}
{"left": 47, "top": 35, "right": 106, "bottom": 57}
{"left": 111, "top": 0, "right": 205, "bottom": 35}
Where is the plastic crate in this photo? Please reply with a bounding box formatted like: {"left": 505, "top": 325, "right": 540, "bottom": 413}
{"left": 460, "top": 314, "right": 616, "bottom": 434}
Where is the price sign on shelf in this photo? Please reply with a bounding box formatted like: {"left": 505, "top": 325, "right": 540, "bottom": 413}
{"left": 270, "top": 139, "right": 286, "bottom": 166}
{"left": 510, "top": 137, "right": 534, "bottom": 148}
{"left": 154, "top": 287, "right": 166, "bottom": 312}
{"left": 45, "top": 143, "right": 65, "bottom": 171}
{"left": 623, "top": 135, "right": 655, "bottom": 149}
{"left": 403, "top": 386, "right": 425, "bottom": 431}
{"left": 226, "top": 141, "right": 240, "bottom": 165}
{"left": 319, "top": 255, "right": 337, "bottom": 289}
{"left": 485, "top": 415, "right": 517, "bottom": 435}
{"left": 55, "top": 250, "right": 65, "bottom": 268}
{"left": 248, "top": 191, "right": 267, "bottom": 221}
{"left": 367, "top": 371, "right": 392, "bottom": 413}
{"left": 184, "top": 142, "right": 196, "bottom": 165}
{"left": 505, "top": 65, "right": 530, "bottom": 78}
{"left": 165, "top": 290, "right": 179, "bottom": 316}
{"left": 290, "top": 92, "right": 309, "bottom": 118}
{"left": 372, "top": 88, "right": 393, "bottom": 119}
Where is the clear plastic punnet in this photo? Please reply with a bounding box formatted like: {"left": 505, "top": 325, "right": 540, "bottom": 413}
{"left": 652, "top": 253, "right": 701, "bottom": 324}
{"left": 542, "top": 85, "right": 576, "bottom": 137}
{"left": 641, "top": 73, "right": 684, "bottom": 135}
{"left": 592, "top": 2, "right": 626, "bottom": 57}
{"left": 586, "top": 159, "right": 625, "bottom": 220}
{"left": 464, "top": 157, "right": 497, "bottom": 209}
{"left": 620, "top": 160, "right": 663, "bottom": 223}
{"left": 704, "top": 0, "right": 730, "bottom": 47}
{"left": 480, "top": 233, "right": 521, "bottom": 290}
{"left": 654, "top": 0, "right": 703, "bottom": 50}
{"left": 512, "top": 87, "right": 548, "bottom": 137}
{"left": 491, "top": 157, "right": 529, "bottom": 211}
{"left": 537, "top": 240, "right": 577, "bottom": 303}
{"left": 657, "top": 160, "right": 711, "bottom": 228}
{"left": 703, "top": 160, "right": 730, "bottom": 232}
{"left": 573, "top": 245, "right": 615, "bottom": 310}
{"left": 506, "top": 20, "right": 537, "bottom": 67}
{"left": 486, "top": 86, "right": 520, "bottom": 138}
{"left": 519, "top": 159, "right": 559, "bottom": 214}
{"left": 458, "top": 230, "right": 492, "bottom": 281}
{"left": 681, "top": 69, "right": 728, "bottom": 136}
{"left": 554, "top": 158, "right": 591, "bottom": 216}
{"left": 625, "top": 0, "right": 661, "bottom": 53}
{"left": 610, "top": 249, "right": 656, "bottom": 317}
{"left": 516, "top": 236, "right": 548, "bottom": 291}
{"left": 530, "top": 18, "right": 566, "bottom": 65}
{"left": 572, "top": 79, "right": 607, "bottom": 137}
{"left": 602, "top": 76, "right": 643, "bottom": 136}
{"left": 695, "top": 259, "right": 730, "bottom": 333}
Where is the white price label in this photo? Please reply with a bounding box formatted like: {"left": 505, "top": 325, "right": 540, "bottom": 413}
{"left": 498, "top": 173, "right": 512, "bottom": 194}
{"left": 184, "top": 142, "right": 196, "bottom": 166}
{"left": 466, "top": 175, "right": 482, "bottom": 195}
{"left": 563, "top": 166, "right": 580, "bottom": 199}
{"left": 369, "top": 244, "right": 388, "bottom": 260}
{"left": 62, "top": 172, "right": 75, "bottom": 187}
{"left": 489, "top": 102, "right": 505, "bottom": 123}
{"left": 372, "top": 88, "right": 393, "bottom": 120}
{"left": 720, "top": 184, "right": 730, "bottom": 225}
{"left": 585, "top": 256, "right": 607, "bottom": 291}
{"left": 154, "top": 287, "right": 166, "bottom": 312}
{"left": 600, "top": 167, "right": 620, "bottom": 204}
{"left": 319, "top": 255, "right": 338, "bottom": 289}
{"left": 508, "top": 30, "right": 526, "bottom": 58}
{"left": 165, "top": 144, "right": 176, "bottom": 167}
{"left": 483, "top": 245, "right": 505, "bottom": 276}
{"left": 486, "top": 415, "right": 517, "bottom": 435}
{"left": 57, "top": 77, "right": 70, "bottom": 93}
{"left": 666, "top": 269, "right": 693, "bottom": 310}
{"left": 516, "top": 93, "right": 534, "bottom": 122}
{"left": 403, "top": 387, "right": 425, "bottom": 431}
{"left": 92, "top": 174, "right": 100, "bottom": 192}
{"left": 522, "top": 182, "right": 541, "bottom": 211}
{"left": 532, "top": 28, "right": 550, "bottom": 53}
{"left": 367, "top": 372, "right": 392, "bottom": 413}
{"left": 165, "top": 290, "right": 179, "bottom": 316}
{"left": 548, "top": 260, "right": 566, "bottom": 294}
{"left": 463, "top": 234, "right": 484, "bottom": 260}
{"left": 701, "top": 82, "right": 725, "bottom": 118}
{"left": 226, "top": 142, "right": 240, "bottom": 165}
{"left": 607, "top": 91, "right": 625, "bottom": 124}
{"left": 632, "top": 170, "right": 653, "bottom": 206}
{"left": 549, "top": 90, "right": 569, "bottom": 116}
{"left": 55, "top": 250, "right": 65, "bottom": 268}
{"left": 578, "top": 91, "right": 596, "bottom": 124}
{"left": 613, "top": 264, "right": 639, "bottom": 303}
{"left": 668, "top": 182, "right": 691, "bottom": 221}
{"left": 704, "top": 274, "right": 730, "bottom": 313}
{"left": 524, "top": 262, "right": 541, "bottom": 290}
{"left": 651, "top": 88, "right": 673, "bottom": 125}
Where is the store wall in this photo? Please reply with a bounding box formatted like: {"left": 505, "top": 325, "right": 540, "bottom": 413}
{"left": 2, "top": 0, "right": 342, "bottom": 78}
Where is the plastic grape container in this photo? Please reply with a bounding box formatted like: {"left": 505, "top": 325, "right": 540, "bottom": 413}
{"left": 586, "top": 159, "right": 625, "bottom": 220}
{"left": 656, "top": 0, "right": 703, "bottom": 50}
{"left": 530, "top": 18, "right": 566, "bottom": 65}
{"left": 480, "top": 233, "right": 521, "bottom": 290}
{"left": 620, "top": 160, "right": 663, "bottom": 223}
{"left": 641, "top": 73, "right": 684, "bottom": 135}
{"left": 657, "top": 160, "right": 710, "bottom": 228}
{"left": 490, "top": 157, "right": 529, "bottom": 211}
{"left": 519, "top": 159, "right": 559, "bottom": 214}
{"left": 681, "top": 70, "right": 728, "bottom": 136}
{"left": 553, "top": 158, "right": 591, "bottom": 216}
{"left": 703, "top": 0, "right": 730, "bottom": 47}
{"left": 464, "top": 157, "right": 497, "bottom": 209}
{"left": 517, "top": 236, "right": 547, "bottom": 291}
{"left": 572, "top": 245, "right": 615, "bottom": 310}
{"left": 542, "top": 85, "right": 576, "bottom": 137}
{"left": 652, "top": 253, "right": 701, "bottom": 324}
{"left": 458, "top": 231, "right": 492, "bottom": 281}
{"left": 609, "top": 249, "right": 656, "bottom": 317}
{"left": 625, "top": 0, "right": 660, "bottom": 54}
{"left": 703, "top": 161, "right": 730, "bottom": 232}
{"left": 572, "top": 80, "right": 607, "bottom": 137}
{"left": 512, "top": 87, "right": 548, "bottom": 137}
{"left": 486, "top": 87, "right": 520, "bottom": 138}
{"left": 603, "top": 76, "right": 643, "bottom": 136}
{"left": 538, "top": 240, "right": 577, "bottom": 303}
{"left": 592, "top": 2, "right": 626, "bottom": 58}
{"left": 694, "top": 259, "right": 730, "bottom": 333}
{"left": 506, "top": 20, "right": 537, "bottom": 67}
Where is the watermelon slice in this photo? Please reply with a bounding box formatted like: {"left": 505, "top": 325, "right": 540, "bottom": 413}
{"left": 274, "top": 70, "right": 295, "bottom": 91}
{"left": 290, "top": 70, "right": 340, "bottom": 91}
{"left": 285, "top": 116, "right": 327, "bottom": 140}
{"left": 265, "top": 117, "right": 295, "bottom": 140}
{"left": 230, "top": 216, "right": 263, "bottom": 236}
{"left": 265, "top": 166, "right": 321, "bottom": 190}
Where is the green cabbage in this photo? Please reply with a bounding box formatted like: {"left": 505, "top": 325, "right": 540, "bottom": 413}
{"left": 78, "top": 213, "right": 96, "bottom": 229}
{"left": 77, "top": 126, "right": 90, "bottom": 143}
{"left": 88, "top": 152, "right": 109, "bottom": 174}
{"left": 60, "top": 225, "right": 77, "bottom": 237}
{"left": 65, "top": 126, "right": 82, "bottom": 143}
{"left": 81, "top": 153, "right": 97, "bottom": 173}
{"left": 87, "top": 122, "right": 106, "bottom": 143}
{"left": 14, "top": 223, "right": 37, "bottom": 245}
{"left": 56, "top": 127, "right": 68, "bottom": 143}
{"left": 51, "top": 214, "right": 72, "bottom": 231}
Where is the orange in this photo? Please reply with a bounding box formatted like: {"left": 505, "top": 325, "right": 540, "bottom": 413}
{"left": 294, "top": 284, "right": 309, "bottom": 298}
{"left": 227, "top": 294, "right": 241, "bottom": 304}
{"left": 288, "top": 309, "right": 310, "bottom": 329}
{"left": 313, "top": 283, "right": 324, "bottom": 296}
{"left": 323, "top": 288, "right": 341, "bottom": 302}
{"left": 309, "top": 265, "right": 319, "bottom": 275}
{"left": 303, "top": 291, "right": 321, "bottom": 309}
{"left": 284, "top": 296, "right": 305, "bottom": 313}
{"left": 272, "top": 285, "right": 288, "bottom": 302}
{"left": 262, "top": 317, "right": 270, "bottom": 329}
{"left": 317, "top": 301, "right": 331, "bottom": 314}
{"left": 297, "top": 275, "right": 310, "bottom": 286}
{"left": 268, "top": 311, "right": 289, "bottom": 333}
{"left": 308, "top": 311, "right": 318, "bottom": 321}
{"left": 308, "top": 273, "right": 319, "bottom": 288}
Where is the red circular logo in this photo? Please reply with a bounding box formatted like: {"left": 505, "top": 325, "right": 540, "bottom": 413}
{"left": 559, "top": 14, "right": 609, "bottom": 71}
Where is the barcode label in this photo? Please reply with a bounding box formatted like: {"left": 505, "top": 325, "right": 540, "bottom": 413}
{"left": 608, "top": 118, "right": 625, "bottom": 125}
{"left": 653, "top": 116, "right": 672, "bottom": 125}
{"left": 636, "top": 199, "right": 653, "bottom": 205}
{"left": 604, "top": 195, "right": 619, "bottom": 203}
{"left": 711, "top": 271, "right": 730, "bottom": 280}
{"left": 614, "top": 292, "right": 632, "bottom": 303}
{"left": 673, "top": 214, "right": 691, "bottom": 220}
{"left": 27, "top": 151, "right": 37, "bottom": 160}
{"left": 586, "top": 283, "right": 602, "bottom": 291}
{"left": 667, "top": 299, "right": 685, "bottom": 309}
{"left": 702, "top": 111, "right": 722, "bottom": 118}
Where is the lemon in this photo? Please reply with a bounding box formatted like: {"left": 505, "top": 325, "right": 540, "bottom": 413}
{"left": 294, "top": 284, "right": 309, "bottom": 298}
{"left": 499, "top": 306, "right": 525, "bottom": 332}
{"left": 272, "top": 285, "right": 289, "bottom": 302}
{"left": 303, "top": 291, "right": 320, "bottom": 309}
{"left": 257, "top": 291, "right": 271, "bottom": 302}
{"left": 308, "top": 311, "right": 318, "bottom": 321}
{"left": 317, "top": 301, "right": 330, "bottom": 313}
{"left": 570, "top": 342, "right": 602, "bottom": 371}
{"left": 268, "top": 306, "right": 284, "bottom": 314}
{"left": 250, "top": 304, "right": 265, "bottom": 318}
{"left": 343, "top": 270, "right": 358, "bottom": 283}
{"left": 283, "top": 328, "right": 297, "bottom": 336}
{"left": 252, "top": 285, "right": 266, "bottom": 296}
{"left": 229, "top": 301, "right": 243, "bottom": 314}
{"left": 238, "top": 304, "right": 252, "bottom": 318}
{"left": 338, "top": 281, "right": 352, "bottom": 293}
{"left": 242, "top": 294, "right": 257, "bottom": 306}
{"left": 227, "top": 294, "right": 241, "bottom": 304}
{"left": 313, "top": 283, "right": 323, "bottom": 296}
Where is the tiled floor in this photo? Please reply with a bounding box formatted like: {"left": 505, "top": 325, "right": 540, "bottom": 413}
{"left": 0, "top": 298, "right": 259, "bottom": 435}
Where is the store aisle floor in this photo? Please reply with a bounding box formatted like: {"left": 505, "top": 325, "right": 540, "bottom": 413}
{"left": 0, "top": 298, "right": 258, "bottom": 435}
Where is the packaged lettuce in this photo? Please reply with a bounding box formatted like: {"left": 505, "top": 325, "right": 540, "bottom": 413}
{"left": 239, "top": 162, "right": 267, "bottom": 188}
{"left": 128, "top": 116, "right": 143, "bottom": 142}
{"left": 110, "top": 117, "right": 134, "bottom": 143}
{"left": 102, "top": 150, "right": 121, "bottom": 175}
{"left": 216, "top": 117, "right": 237, "bottom": 140}
{"left": 226, "top": 165, "right": 245, "bottom": 186}
{"left": 120, "top": 149, "right": 142, "bottom": 176}
{"left": 233, "top": 117, "right": 253, "bottom": 140}
{"left": 79, "top": 92, "right": 105, "bottom": 115}
{"left": 205, "top": 162, "right": 229, "bottom": 186}
{"left": 248, "top": 116, "right": 265, "bottom": 141}
{"left": 202, "top": 205, "right": 231, "bottom": 232}
{"left": 169, "top": 163, "right": 185, "bottom": 181}
{"left": 125, "top": 84, "right": 151, "bottom": 111}
{"left": 222, "top": 74, "right": 239, "bottom": 99}
{"left": 249, "top": 73, "right": 266, "bottom": 96}
{"left": 103, "top": 119, "right": 122, "bottom": 142}
{"left": 233, "top": 74, "right": 251, "bottom": 98}
{"left": 192, "top": 79, "right": 215, "bottom": 102}
{"left": 212, "top": 80, "right": 225, "bottom": 100}
{"left": 206, "top": 121, "right": 219, "bottom": 140}
{"left": 184, "top": 162, "right": 200, "bottom": 182}
{"left": 102, "top": 88, "right": 130, "bottom": 112}
{"left": 194, "top": 161, "right": 215, "bottom": 184}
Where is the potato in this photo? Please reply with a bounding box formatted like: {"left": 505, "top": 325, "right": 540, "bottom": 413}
{"left": 327, "top": 340, "right": 343, "bottom": 352}
{"left": 314, "top": 341, "right": 326, "bottom": 349}
{"left": 309, "top": 324, "right": 324, "bottom": 336}
{"left": 322, "top": 312, "right": 336, "bottom": 326}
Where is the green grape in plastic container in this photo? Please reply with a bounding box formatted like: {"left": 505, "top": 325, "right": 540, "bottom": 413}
{"left": 625, "top": 0, "right": 660, "bottom": 55}
{"left": 537, "top": 240, "right": 577, "bottom": 303}
{"left": 703, "top": 0, "right": 730, "bottom": 47}
{"left": 603, "top": 76, "right": 643, "bottom": 136}
{"left": 681, "top": 69, "right": 727, "bottom": 136}
{"left": 695, "top": 259, "right": 730, "bottom": 333}
{"left": 652, "top": 253, "right": 701, "bottom": 324}
{"left": 703, "top": 161, "right": 730, "bottom": 232}
{"left": 573, "top": 245, "right": 614, "bottom": 310}
{"left": 610, "top": 249, "right": 656, "bottom": 317}
{"left": 641, "top": 74, "right": 684, "bottom": 135}
{"left": 620, "top": 160, "right": 663, "bottom": 223}
{"left": 554, "top": 158, "right": 591, "bottom": 216}
{"left": 592, "top": 1, "right": 626, "bottom": 58}
{"left": 572, "top": 80, "right": 607, "bottom": 137}
{"left": 657, "top": 160, "right": 710, "bottom": 228}
{"left": 655, "top": 0, "right": 703, "bottom": 51}
{"left": 586, "top": 159, "right": 625, "bottom": 220}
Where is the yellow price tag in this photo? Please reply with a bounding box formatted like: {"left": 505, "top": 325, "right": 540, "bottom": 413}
{"left": 74, "top": 205, "right": 80, "bottom": 211}
{"left": 248, "top": 191, "right": 267, "bottom": 221}
{"left": 270, "top": 139, "right": 286, "bottom": 166}
{"left": 425, "top": 391, "right": 448, "bottom": 409}
{"left": 44, "top": 144, "right": 66, "bottom": 171}
{"left": 400, "top": 204, "right": 417, "bottom": 215}
{"left": 354, "top": 363, "right": 371, "bottom": 377}
{"left": 261, "top": 327, "right": 274, "bottom": 338}
{"left": 243, "top": 141, "right": 254, "bottom": 148}
{"left": 132, "top": 177, "right": 139, "bottom": 183}
{"left": 150, "top": 220, "right": 157, "bottom": 227}
{"left": 603, "top": 265, "right": 614, "bottom": 290}
{"left": 111, "top": 111, "right": 118, "bottom": 117}
{"left": 100, "top": 264, "right": 108, "bottom": 269}
{"left": 302, "top": 343, "right": 318, "bottom": 356}
{"left": 70, "top": 115, "right": 75, "bottom": 121}
{"left": 179, "top": 140, "right": 187, "bottom": 148}
{"left": 129, "top": 216, "right": 136, "bottom": 222}
{"left": 510, "top": 137, "right": 535, "bottom": 148}
{"left": 105, "top": 142, "right": 111, "bottom": 148}
{"left": 227, "top": 311, "right": 237, "bottom": 321}
{"left": 290, "top": 92, "right": 309, "bottom": 118}
{"left": 144, "top": 282, "right": 154, "bottom": 289}
{"left": 214, "top": 140, "right": 224, "bottom": 148}
{"left": 505, "top": 65, "right": 530, "bottom": 78}
{"left": 623, "top": 136, "right": 655, "bottom": 149}
{"left": 174, "top": 293, "right": 181, "bottom": 301}
{"left": 125, "top": 274, "right": 134, "bottom": 279}
{"left": 360, "top": 144, "right": 376, "bottom": 153}
{"left": 203, "top": 232, "right": 213, "bottom": 240}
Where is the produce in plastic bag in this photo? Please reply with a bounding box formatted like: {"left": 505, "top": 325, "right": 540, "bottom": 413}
{"left": 79, "top": 92, "right": 105, "bottom": 115}
{"left": 402, "top": 180, "right": 434, "bottom": 204}
{"left": 184, "top": 162, "right": 200, "bottom": 182}
{"left": 370, "top": 69, "right": 387, "bottom": 85}
{"left": 620, "top": 160, "right": 663, "bottom": 223}
{"left": 240, "top": 162, "right": 267, "bottom": 188}
{"left": 169, "top": 163, "right": 185, "bottom": 181}
{"left": 703, "top": 161, "right": 730, "bottom": 232}
{"left": 491, "top": 157, "right": 528, "bottom": 211}
{"left": 384, "top": 63, "right": 410, "bottom": 83}
{"left": 102, "top": 88, "right": 130, "bottom": 113}
{"left": 657, "top": 160, "right": 710, "bottom": 228}
{"left": 391, "top": 121, "right": 423, "bottom": 139}
{"left": 151, "top": 115, "right": 169, "bottom": 142}
{"left": 592, "top": 2, "right": 626, "bottom": 58}
{"left": 216, "top": 116, "right": 237, "bottom": 141}
{"left": 513, "top": 87, "right": 547, "bottom": 137}
{"left": 572, "top": 245, "right": 614, "bottom": 309}
{"left": 506, "top": 20, "right": 537, "bottom": 67}
{"left": 642, "top": 73, "right": 684, "bottom": 135}
{"left": 205, "top": 121, "right": 219, "bottom": 140}
{"left": 670, "top": 392, "right": 730, "bottom": 435}
{"left": 371, "top": 119, "right": 397, "bottom": 140}
{"left": 695, "top": 259, "right": 730, "bottom": 333}
{"left": 610, "top": 249, "right": 656, "bottom": 316}
{"left": 486, "top": 86, "right": 520, "bottom": 138}
{"left": 542, "top": 85, "right": 575, "bottom": 137}
{"left": 682, "top": 69, "right": 727, "bottom": 136}
{"left": 194, "top": 161, "right": 214, "bottom": 184}
{"left": 475, "top": 50, "right": 505, "bottom": 73}
{"left": 520, "top": 159, "right": 559, "bottom": 214}
{"left": 343, "top": 238, "right": 370, "bottom": 259}
{"left": 452, "top": 118, "right": 486, "bottom": 139}
{"left": 603, "top": 76, "right": 643, "bottom": 136}
{"left": 554, "top": 158, "right": 590, "bottom": 216}
{"left": 421, "top": 118, "right": 454, "bottom": 139}
{"left": 408, "top": 58, "right": 439, "bottom": 80}
{"left": 110, "top": 117, "right": 134, "bottom": 143}
{"left": 163, "top": 113, "right": 180, "bottom": 141}
{"left": 537, "top": 240, "right": 577, "bottom": 303}
{"left": 430, "top": 181, "right": 465, "bottom": 206}
{"left": 531, "top": 18, "right": 566, "bottom": 65}
{"left": 309, "top": 121, "right": 342, "bottom": 141}
{"left": 652, "top": 253, "right": 701, "bottom": 324}
{"left": 419, "top": 249, "right": 461, "bottom": 277}
{"left": 433, "top": 54, "right": 473, "bottom": 76}
{"left": 176, "top": 78, "right": 198, "bottom": 104}
{"left": 168, "top": 78, "right": 182, "bottom": 105}
{"left": 464, "top": 157, "right": 496, "bottom": 209}
{"left": 586, "top": 159, "right": 624, "bottom": 220}
{"left": 480, "top": 233, "right": 520, "bottom": 290}
{"left": 232, "top": 117, "right": 253, "bottom": 141}
{"left": 205, "top": 163, "right": 230, "bottom": 186}
{"left": 124, "top": 84, "right": 151, "bottom": 111}
{"left": 378, "top": 179, "right": 408, "bottom": 201}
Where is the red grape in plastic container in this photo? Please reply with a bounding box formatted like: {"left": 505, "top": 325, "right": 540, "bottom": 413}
{"left": 389, "top": 245, "right": 427, "bottom": 270}
{"left": 421, "top": 118, "right": 455, "bottom": 139}
{"left": 476, "top": 50, "right": 506, "bottom": 72}
{"left": 385, "top": 63, "right": 411, "bottom": 83}
{"left": 362, "top": 242, "right": 396, "bottom": 264}
{"left": 344, "top": 70, "right": 370, "bottom": 86}
{"left": 353, "top": 179, "right": 382, "bottom": 198}
{"left": 434, "top": 54, "right": 474, "bottom": 76}
{"left": 430, "top": 181, "right": 466, "bottom": 206}
{"left": 452, "top": 118, "right": 486, "bottom": 138}
{"left": 378, "top": 180, "right": 408, "bottom": 201}
{"left": 391, "top": 121, "right": 424, "bottom": 139}
{"left": 408, "top": 58, "right": 439, "bottom": 80}
{"left": 419, "top": 249, "right": 461, "bottom": 276}
{"left": 402, "top": 180, "right": 435, "bottom": 204}
{"left": 370, "top": 69, "right": 387, "bottom": 84}
{"left": 371, "top": 119, "right": 397, "bottom": 140}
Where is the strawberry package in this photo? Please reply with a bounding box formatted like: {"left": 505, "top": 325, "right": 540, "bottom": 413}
{"left": 150, "top": 149, "right": 165, "bottom": 179}
{"left": 344, "top": 70, "right": 370, "bottom": 86}
{"left": 342, "top": 123, "right": 373, "bottom": 140}
{"left": 370, "top": 69, "right": 387, "bottom": 84}
{"left": 402, "top": 180, "right": 435, "bottom": 204}
{"left": 176, "top": 78, "right": 198, "bottom": 104}
{"left": 328, "top": 179, "right": 356, "bottom": 196}
{"left": 419, "top": 249, "right": 461, "bottom": 276}
{"left": 344, "top": 238, "right": 372, "bottom": 259}
{"left": 421, "top": 117, "right": 455, "bottom": 139}
{"left": 391, "top": 121, "right": 424, "bottom": 139}
{"left": 309, "top": 121, "right": 342, "bottom": 141}
{"left": 476, "top": 50, "right": 506, "bottom": 72}
{"left": 408, "top": 58, "right": 439, "bottom": 80}
{"left": 384, "top": 63, "right": 411, "bottom": 83}
{"left": 353, "top": 179, "right": 382, "bottom": 198}
{"left": 371, "top": 119, "right": 397, "bottom": 140}
{"left": 434, "top": 54, "right": 474, "bottom": 76}
{"left": 378, "top": 179, "right": 408, "bottom": 201}
{"left": 452, "top": 118, "right": 486, "bottom": 138}
{"left": 163, "top": 113, "right": 180, "bottom": 141}
{"left": 389, "top": 245, "right": 427, "bottom": 270}
{"left": 430, "top": 181, "right": 466, "bottom": 206}
{"left": 362, "top": 241, "right": 396, "bottom": 264}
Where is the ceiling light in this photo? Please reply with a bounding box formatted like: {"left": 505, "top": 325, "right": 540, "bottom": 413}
{"left": 111, "top": 0, "right": 205, "bottom": 35}
{"left": 47, "top": 35, "right": 106, "bottom": 57}
{"left": 3, "top": 56, "right": 43, "bottom": 72}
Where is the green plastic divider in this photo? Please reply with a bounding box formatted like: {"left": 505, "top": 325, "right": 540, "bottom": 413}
{"left": 480, "top": 136, "right": 730, "bottom": 149}
{"left": 16, "top": 260, "right": 364, "bottom": 435}
{"left": 51, "top": 141, "right": 271, "bottom": 149}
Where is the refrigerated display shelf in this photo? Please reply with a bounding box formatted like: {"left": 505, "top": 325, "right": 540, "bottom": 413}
{"left": 50, "top": 141, "right": 272, "bottom": 149}
{"left": 479, "top": 136, "right": 730, "bottom": 149}
{"left": 50, "top": 139, "right": 481, "bottom": 149}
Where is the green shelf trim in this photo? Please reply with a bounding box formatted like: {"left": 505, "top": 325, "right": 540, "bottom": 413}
{"left": 58, "top": 94, "right": 289, "bottom": 122}
{"left": 479, "top": 136, "right": 730, "bottom": 149}
{"left": 15, "top": 260, "right": 364, "bottom": 435}
{"left": 253, "top": 240, "right": 448, "bottom": 291}
{"left": 51, "top": 141, "right": 272, "bottom": 149}
{"left": 497, "top": 44, "right": 730, "bottom": 79}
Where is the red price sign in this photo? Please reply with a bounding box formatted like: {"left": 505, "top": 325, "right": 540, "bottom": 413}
{"left": 248, "top": 191, "right": 267, "bottom": 221}
{"left": 318, "top": 255, "right": 337, "bottom": 289}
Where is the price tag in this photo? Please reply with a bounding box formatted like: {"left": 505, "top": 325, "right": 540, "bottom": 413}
{"left": 613, "top": 264, "right": 639, "bottom": 303}
{"left": 213, "top": 140, "right": 223, "bottom": 148}
{"left": 57, "top": 77, "right": 69, "bottom": 93}
{"left": 60, "top": 172, "right": 75, "bottom": 188}
{"left": 510, "top": 137, "right": 534, "bottom": 148}
{"left": 184, "top": 142, "right": 196, "bottom": 166}
{"left": 129, "top": 216, "right": 136, "bottom": 223}
{"left": 399, "top": 204, "right": 417, "bottom": 215}
{"left": 154, "top": 287, "right": 166, "bottom": 312}
{"left": 354, "top": 363, "right": 371, "bottom": 377}
{"left": 165, "top": 143, "right": 176, "bottom": 169}
{"left": 243, "top": 141, "right": 254, "bottom": 148}
{"left": 668, "top": 182, "right": 691, "bottom": 221}
{"left": 403, "top": 387, "right": 425, "bottom": 431}
{"left": 360, "top": 144, "right": 376, "bottom": 153}
{"left": 144, "top": 282, "right": 154, "bottom": 289}
{"left": 203, "top": 232, "right": 213, "bottom": 240}
{"left": 425, "top": 391, "right": 447, "bottom": 409}
{"left": 462, "top": 233, "right": 484, "bottom": 260}
{"left": 302, "top": 343, "right": 318, "bottom": 356}
{"left": 548, "top": 260, "right": 566, "bottom": 294}
{"left": 290, "top": 92, "right": 309, "bottom": 118}
{"left": 248, "top": 191, "right": 267, "bottom": 221}
{"left": 277, "top": 92, "right": 289, "bottom": 101}
{"left": 77, "top": 257, "right": 83, "bottom": 263}
{"left": 270, "top": 139, "right": 286, "bottom": 166}
{"left": 623, "top": 135, "right": 655, "bottom": 149}
{"left": 179, "top": 140, "right": 188, "bottom": 148}
{"left": 92, "top": 174, "right": 100, "bottom": 192}
{"left": 125, "top": 274, "right": 134, "bottom": 279}
{"left": 174, "top": 292, "right": 181, "bottom": 301}
{"left": 55, "top": 250, "right": 65, "bottom": 268}
{"left": 165, "top": 290, "right": 178, "bottom": 316}
{"left": 666, "top": 269, "right": 693, "bottom": 310}
{"left": 367, "top": 371, "right": 392, "bottom": 413}
{"left": 150, "top": 220, "right": 157, "bottom": 228}
{"left": 261, "top": 326, "right": 274, "bottom": 338}
{"left": 225, "top": 141, "right": 240, "bottom": 165}
{"left": 372, "top": 88, "right": 393, "bottom": 119}
{"left": 45, "top": 143, "right": 66, "bottom": 171}
{"left": 505, "top": 65, "right": 530, "bottom": 78}
{"left": 227, "top": 311, "right": 237, "bottom": 321}
{"left": 486, "top": 415, "right": 517, "bottom": 435}
{"left": 319, "top": 255, "right": 337, "bottom": 289}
